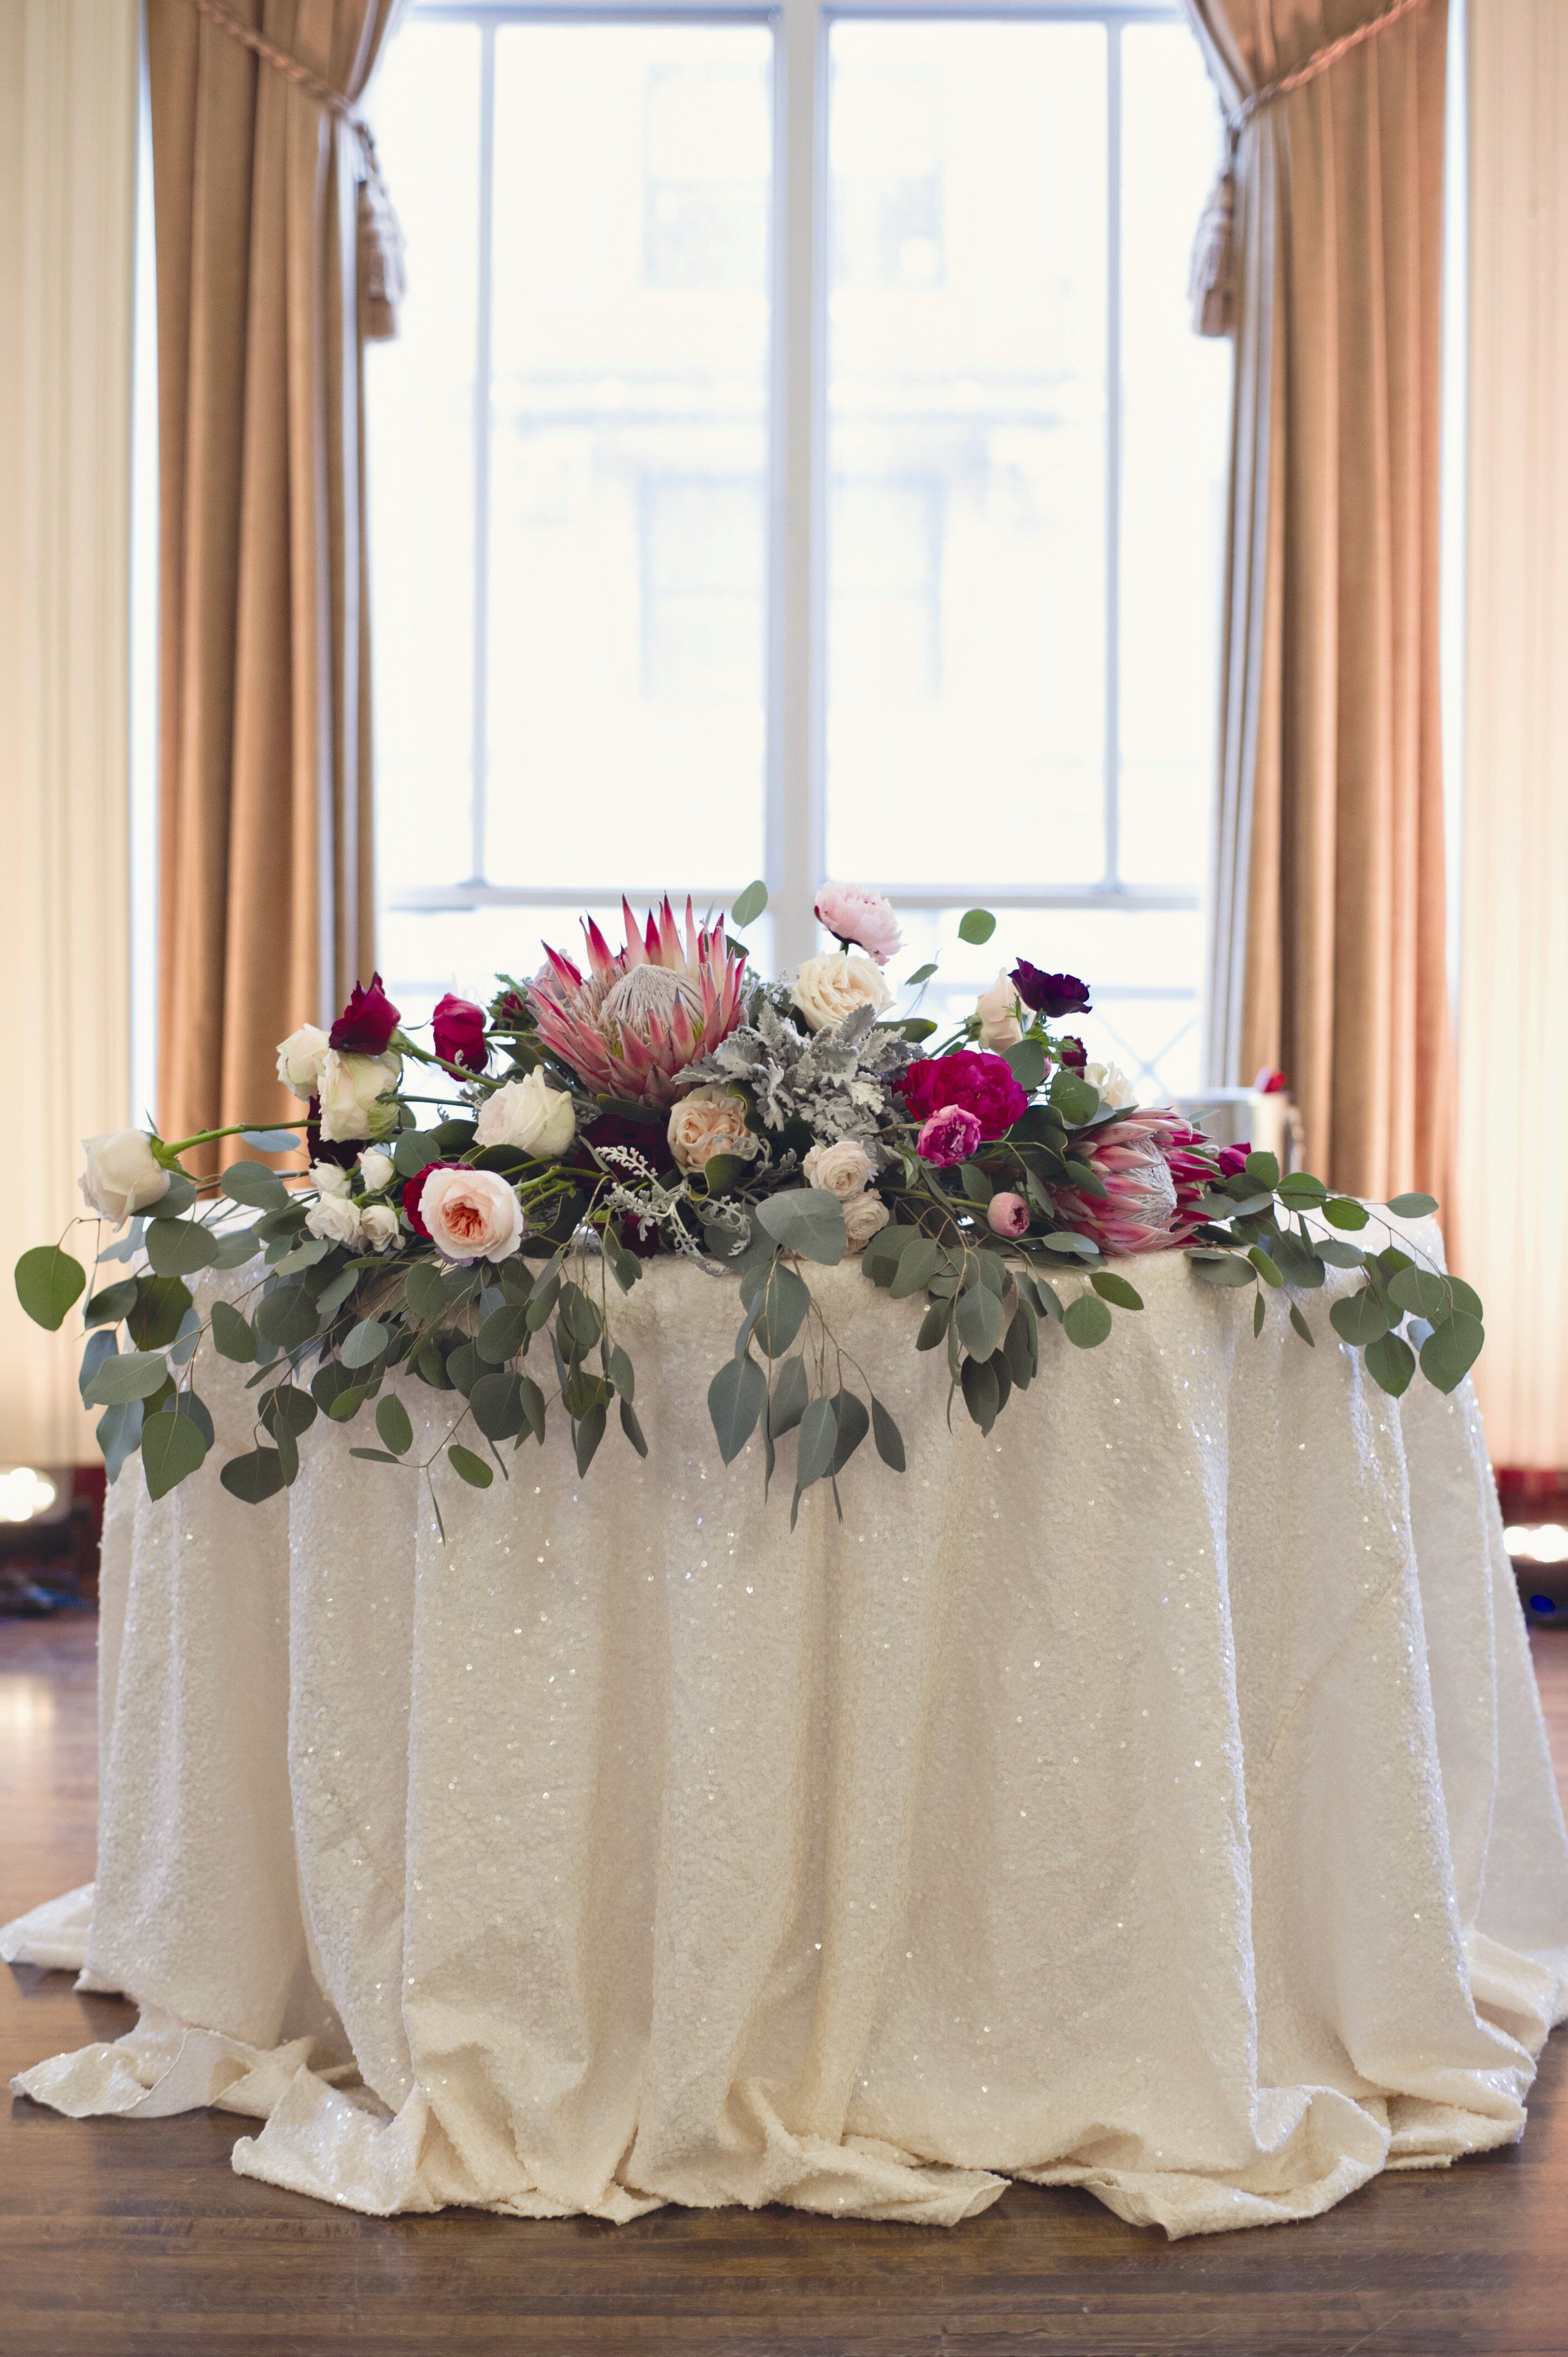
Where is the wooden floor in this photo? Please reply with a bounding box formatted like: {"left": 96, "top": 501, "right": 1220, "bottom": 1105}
{"left": 2, "top": 1617, "right": 1566, "bottom": 2357}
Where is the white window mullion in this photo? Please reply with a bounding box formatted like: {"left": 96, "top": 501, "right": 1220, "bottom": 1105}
{"left": 468, "top": 20, "right": 497, "bottom": 891}
{"left": 1102, "top": 13, "right": 1122, "bottom": 893}
{"left": 769, "top": 0, "right": 827, "bottom": 972}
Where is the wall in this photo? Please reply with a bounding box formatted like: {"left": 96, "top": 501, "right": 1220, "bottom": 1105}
{"left": 1456, "top": 0, "right": 1568, "bottom": 1466}
{"left": 0, "top": 2, "right": 139, "bottom": 1464}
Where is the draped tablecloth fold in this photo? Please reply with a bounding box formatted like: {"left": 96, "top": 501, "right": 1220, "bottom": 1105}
{"left": 8, "top": 1241, "right": 1567, "bottom": 2237}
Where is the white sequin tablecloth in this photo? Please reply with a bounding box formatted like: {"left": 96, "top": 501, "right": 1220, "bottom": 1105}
{"left": 6, "top": 1240, "right": 1567, "bottom": 2237}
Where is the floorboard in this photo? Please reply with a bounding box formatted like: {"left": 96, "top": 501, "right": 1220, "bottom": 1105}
{"left": 3, "top": 1612, "right": 1566, "bottom": 2357}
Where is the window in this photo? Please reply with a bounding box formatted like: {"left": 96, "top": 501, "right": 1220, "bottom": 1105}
{"left": 367, "top": 0, "right": 1228, "bottom": 1102}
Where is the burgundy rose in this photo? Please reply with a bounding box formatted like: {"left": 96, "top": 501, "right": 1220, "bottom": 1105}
{"left": 433, "top": 992, "right": 488, "bottom": 1074}
{"left": 329, "top": 973, "right": 401, "bottom": 1056}
{"left": 1056, "top": 1035, "right": 1088, "bottom": 1073}
{"left": 901, "top": 1049, "right": 1027, "bottom": 1140}
{"left": 619, "top": 1212, "right": 665, "bottom": 1258}
{"left": 1216, "top": 1139, "right": 1252, "bottom": 1178}
{"left": 401, "top": 1160, "right": 464, "bottom": 1238}
{"left": 917, "top": 1107, "right": 982, "bottom": 1168}
{"left": 580, "top": 1108, "right": 675, "bottom": 1178}
{"left": 1010, "top": 963, "right": 1091, "bottom": 1020}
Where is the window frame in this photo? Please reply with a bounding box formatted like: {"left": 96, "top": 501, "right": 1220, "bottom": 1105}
{"left": 388, "top": 0, "right": 1203, "bottom": 976}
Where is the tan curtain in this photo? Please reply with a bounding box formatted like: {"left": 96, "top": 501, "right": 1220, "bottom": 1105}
{"left": 148, "top": 0, "right": 401, "bottom": 1153}
{"left": 1183, "top": 0, "right": 1452, "bottom": 1201}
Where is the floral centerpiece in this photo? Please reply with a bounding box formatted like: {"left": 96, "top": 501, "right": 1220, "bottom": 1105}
{"left": 14, "top": 884, "right": 1483, "bottom": 1526}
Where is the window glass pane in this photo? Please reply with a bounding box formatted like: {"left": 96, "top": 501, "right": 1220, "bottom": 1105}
{"left": 365, "top": 24, "right": 481, "bottom": 892}
{"left": 484, "top": 23, "right": 771, "bottom": 893}
{"left": 1118, "top": 25, "right": 1230, "bottom": 890}
{"left": 825, "top": 20, "right": 1108, "bottom": 889}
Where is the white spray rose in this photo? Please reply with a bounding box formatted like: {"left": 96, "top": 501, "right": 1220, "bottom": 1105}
{"left": 78, "top": 1130, "right": 171, "bottom": 1226}
{"left": 306, "top": 1193, "right": 363, "bottom": 1248}
{"left": 802, "top": 1138, "right": 875, "bottom": 1200}
{"left": 974, "top": 972, "right": 1024, "bottom": 1052}
{"left": 276, "top": 1023, "right": 331, "bottom": 1099}
{"left": 311, "top": 1160, "right": 352, "bottom": 1199}
{"left": 359, "top": 1203, "right": 400, "bottom": 1253}
{"left": 1082, "top": 1059, "right": 1136, "bottom": 1111}
{"left": 842, "top": 1193, "right": 891, "bottom": 1253}
{"left": 473, "top": 1069, "right": 577, "bottom": 1160}
{"left": 792, "top": 951, "right": 893, "bottom": 1035}
{"left": 357, "top": 1147, "right": 395, "bottom": 1193}
{"left": 316, "top": 1049, "right": 401, "bottom": 1143}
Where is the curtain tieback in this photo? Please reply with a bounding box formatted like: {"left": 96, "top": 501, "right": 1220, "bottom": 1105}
{"left": 185, "top": 0, "right": 405, "bottom": 341}
{"left": 1190, "top": 0, "right": 1433, "bottom": 337}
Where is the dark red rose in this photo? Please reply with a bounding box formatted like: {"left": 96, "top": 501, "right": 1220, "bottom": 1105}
{"left": 1056, "top": 1035, "right": 1087, "bottom": 1073}
{"left": 618, "top": 1213, "right": 664, "bottom": 1258}
{"left": 329, "top": 973, "right": 401, "bottom": 1056}
{"left": 580, "top": 1109, "right": 675, "bottom": 1177}
{"left": 900, "top": 1050, "right": 1028, "bottom": 1140}
{"left": 432, "top": 992, "right": 488, "bottom": 1074}
{"left": 1010, "top": 963, "right": 1091, "bottom": 1020}
{"left": 1216, "top": 1140, "right": 1252, "bottom": 1178}
{"left": 401, "top": 1160, "right": 463, "bottom": 1238}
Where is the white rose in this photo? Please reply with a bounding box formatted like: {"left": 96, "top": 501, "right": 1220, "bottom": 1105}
{"left": 842, "top": 1193, "right": 891, "bottom": 1253}
{"left": 667, "top": 1085, "right": 755, "bottom": 1176}
{"left": 78, "top": 1130, "right": 171, "bottom": 1226}
{"left": 306, "top": 1193, "right": 363, "bottom": 1248}
{"left": 311, "top": 1160, "right": 352, "bottom": 1198}
{"left": 473, "top": 1069, "right": 576, "bottom": 1160}
{"left": 792, "top": 951, "right": 893, "bottom": 1035}
{"left": 1082, "top": 1060, "right": 1136, "bottom": 1111}
{"left": 359, "top": 1203, "right": 400, "bottom": 1253}
{"left": 276, "top": 1022, "right": 331, "bottom": 1099}
{"left": 358, "top": 1147, "right": 395, "bottom": 1193}
{"left": 316, "top": 1048, "right": 401, "bottom": 1143}
{"left": 419, "top": 1166, "right": 524, "bottom": 1264}
{"left": 975, "top": 972, "right": 1024, "bottom": 1052}
{"left": 802, "top": 1138, "right": 874, "bottom": 1200}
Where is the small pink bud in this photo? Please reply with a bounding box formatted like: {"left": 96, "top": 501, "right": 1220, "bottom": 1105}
{"left": 988, "top": 1191, "right": 1029, "bottom": 1238}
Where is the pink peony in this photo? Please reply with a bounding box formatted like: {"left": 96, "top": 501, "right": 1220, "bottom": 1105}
{"left": 902, "top": 1050, "right": 1028, "bottom": 1140}
{"left": 1052, "top": 1110, "right": 1207, "bottom": 1256}
{"left": 987, "top": 1190, "right": 1029, "bottom": 1238}
{"left": 814, "top": 882, "right": 902, "bottom": 966}
{"left": 917, "top": 1106, "right": 982, "bottom": 1167}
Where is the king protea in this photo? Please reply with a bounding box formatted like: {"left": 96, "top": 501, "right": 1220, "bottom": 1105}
{"left": 530, "top": 898, "right": 748, "bottom": 1105}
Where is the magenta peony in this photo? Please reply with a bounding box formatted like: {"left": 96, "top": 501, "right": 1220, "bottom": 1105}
{"left": 1053, "top": 1110, "right": 1208, "bottom": 1255}
{"left": 814, "top": 881, "right": 902, "bottom": 965}
{"left": 901, "top": 1050, "right": 1027, "bottom": 1139}
{"left": 432, "top": 992, "right": 488, "bottom": 1073}
{"left": 917, "top": 1106, "right": 982, "bottom": 1166}
{"left": 987, "top": 1190, "right": 1029, "bottom": 1238}
{"left": 329, "top": 974, "right": 400, "bottom": 1056}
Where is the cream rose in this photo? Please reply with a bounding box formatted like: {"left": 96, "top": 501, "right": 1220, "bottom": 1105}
{"left": 792, "top": 951, "right": 893, "bottom": 1035}
{"left": 842, "top": 1192, "right": 891, "bottom": 1253}
{"left": 276, "top": 1022, "right": 331, "bottom": 1099}
{"left": 419, "top": 1166, "right": 523, "bottom": 1264}
{"left": 802, "top": 1138, "right": 875, "bottom": 1200}
{"left": 359, "top": 1202, "right": 400, "bottom": 1253}
{"left": 1083, "top": 1059, "right": 1136, "bottom": 1111}
{"left": 316, "top": 1048, "right": 401, "bottom": 1143}
{"left": 305, "top": 1193, "right": 362, "bottom": 1248}
{"left": 975, "top": 972, "right": 1024, "bottom": 1052}
{"left": 668, "top": 1084, "right": 755, "bottom": 1176}
{"left": 311, "top": 1159, "right": 352, "bottom": 1199}
{"left": 358, "top": 1147, "right": 395, "bottom": 1193}
{"left": 78, "top": 1130, "right": 171, "bottom": 1226}
{"left": 473, "top": 1069, "right": 576, "bottom": 1160}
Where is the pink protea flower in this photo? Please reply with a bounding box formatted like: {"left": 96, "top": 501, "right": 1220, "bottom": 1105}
{"left": 1053, "top": 1110, "right": 1208, "bottom": 1256}
{"left": 529, "top": 897, "right": 747, "bottom": 1106}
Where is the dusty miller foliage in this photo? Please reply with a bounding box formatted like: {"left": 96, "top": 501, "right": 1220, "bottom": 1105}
{"left": 684, "top": 1001, "right": 910, "bottom": 1167}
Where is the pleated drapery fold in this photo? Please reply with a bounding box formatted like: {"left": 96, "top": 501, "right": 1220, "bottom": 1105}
{"left": 1182, "top": 0, "right": 1452, "bottom": 1202}
{"left": 147, "top": 0, "right": 401, "bottom": 1155}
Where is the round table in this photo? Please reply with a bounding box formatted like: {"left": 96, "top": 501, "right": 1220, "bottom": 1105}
{"left": 7, "top": 1237, "right": 1567, "bottom": 2237}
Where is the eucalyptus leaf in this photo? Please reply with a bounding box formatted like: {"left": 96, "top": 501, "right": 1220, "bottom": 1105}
{"left": 83, "top": 1350, "right": 169, "bottom": 1407}
{"left": 1244, "top": 1150, "right": 1281, "bottom": 1190}
{"left": 1289, "top": 1303, "right": 1315, "bottom": 1346}
{"left": 1064, "top": 1294, "right": 1113, "bottom": 1350}
{"left": 214, "top": 1229, "right": 263, "bottom": 1270}
{"left": 1248, "top": 1247, "right": 1283, "bottom": 1288}
{"left": 957, "top": 908, "right": 996, "bottom": 945}
{"left": 829, "top": 1390, "right": 870, "bottom": 1474}
{"left": 906, "top": 961, "right": 938, "bottom": 986}
{"left": 1038, "top": 1231, "right": 1098, "bottom": 1259}
{"left": 768, "top": 1355, "right": 809, "bottom": 1437}
{"left": 889, "top": 1237, "right": 943, "bottom": 1298}
{"left": 448, "top": 1443, "right": 493, "bottom": 1489}
{"left": 1313, "top": 1238, "right": 1366, "bottom": 1268}
{"left": 211, "top": 1299, "right": 257, "bottom": 1362}
{"left": 375, "top": 1393, "right": 414, "bottom": 1454}
{"left": 84, "top": 1278, "right": 138, "bottom": 1328}
{"left": 915, "top": 1298, "right": 952, "bottom": 1351}
{"left": 708, "top": 1352, "right": 767, "bottom": 1464}
{"left": 404, "top": 1261, "right": 447, "bottom": 1323}
{"left": 960, "top": 1354, "right": 1000, "bottom": 1429}
{"left": 1276, "top": 1172, "right": 1328, "bottom": 1207}
{"left": 221, "top": 1161, "right": 289, "bottom": 1212}
{"left": 1049, "top": 1073, "right": 1100, "bottom": 1128}
{"left": 1365, "top": 1330, "right": 1417, "bottom": 1397}
{"left": 955, "top": 1282, "right": 1004, "bottom": 1360}
{"left": 220, "top": 1445, "right": 287, "bottom": 1504}
{"left": 795, "top": 1395, "right": 839, "bottom": 1490}
{"left": 754, "top": 1264, "right": 811, "bottom": 1357}
{"left": 471, "top": 1370, "right": 526, "bottom": 1442}
{"left": 141, "top": 1407, "right": 208, "bottom": 1500}
{"left": 1388, "top": 1267, "right": 1452, "bottom": 1321}
{"left": 1003, "top": 1038, "right": 1046, "bottom": 1094}
{"left": 145, "top": 1217, "right": 221, "bottom": 1278}
{"left": 574, "top": 1402, "right": 607, "bottom": 1475}
{"left": 1386, "top": 1191, "right": 1439, "bottom": 1221}
{"left": 620, "top": 1397, "right": 648, "bottom": 1457}
{"left": 1188, "top": 1254, "right": 1255, "bottom": 1288}
{"left": 1322, "top": 1197, "right": 1371, "bottom": 1232}
{"left": 315, "top": 1264, "right": 362, "bottom": 1321}
{"left": 1419, "top": 1310, "right": 1484, "bottom": 1394}
{"left": 14, "top": 1246, "right": 86, "bottom": 1332}
{"left": 1090, "top": 1270, "right": 1143, "bottom": 1311}
{"left": 341, "top": 1319, "right": 389, "bottom": 1370}
{"left": 79, "top": 1329, "right": 119, "bottom": 1400}
{"left": 1328, "top": 1288, "right": 1391, "bottom": 1346}
{"left": 97, "top": 1396, "right": 145, "bottom": 1483}
{"left": 871, "top": 1396, "right": 905, "bottom": 1472}
{"left": 477, "top": 1303, "right": 530, "bottom": 1364}
{"left": 730, "top": 878, "right": 768, "bottom": 927}
{"left": 241, "top": 1127, "right": 303, "bottom": 1154}
{"left": 755, "top": 1188, "right": 847, "bottom": 1267}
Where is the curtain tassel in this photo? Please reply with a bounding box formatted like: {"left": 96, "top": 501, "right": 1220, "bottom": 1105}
{"left": 355, "top": 132, "right": 405, "bottom": 343}
{"left": 1188, "top": 145, "right": 1237, "bottom": 339}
